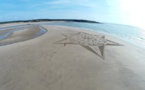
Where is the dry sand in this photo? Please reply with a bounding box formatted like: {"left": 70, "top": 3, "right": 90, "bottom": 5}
{"left": 0, "top": 25, "right": 145, "bottom": 90}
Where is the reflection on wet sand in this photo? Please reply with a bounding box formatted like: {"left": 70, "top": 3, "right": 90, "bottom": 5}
{"left": 0, "top": 25, "right": 47, "bottom": 46}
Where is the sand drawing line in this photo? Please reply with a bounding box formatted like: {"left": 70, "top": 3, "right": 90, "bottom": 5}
{"left": 55, "top": 32, "right": 122, "bottom": 59}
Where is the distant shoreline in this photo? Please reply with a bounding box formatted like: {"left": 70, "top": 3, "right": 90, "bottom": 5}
{"left": 0, "top": 19, "right": 101, "bottom": 24}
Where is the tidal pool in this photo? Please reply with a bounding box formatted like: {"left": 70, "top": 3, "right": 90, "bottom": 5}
{"left": 0, "top": 24, "right": 47, "bottom": 46}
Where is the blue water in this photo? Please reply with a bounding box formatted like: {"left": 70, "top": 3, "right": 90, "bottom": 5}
{"left": 40, "top": 22, "right": 145, "bottom": 48}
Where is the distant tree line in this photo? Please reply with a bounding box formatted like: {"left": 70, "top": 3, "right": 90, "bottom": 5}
{"left": 0, "top": 19, "right": 101, "bottom": 24}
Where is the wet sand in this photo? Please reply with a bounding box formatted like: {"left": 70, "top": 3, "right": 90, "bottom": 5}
{"left": 0, "top": 25, "right": 145, "bottom": 90}
{"left": 0, "top": 25, "right": 47, "bottom": 46}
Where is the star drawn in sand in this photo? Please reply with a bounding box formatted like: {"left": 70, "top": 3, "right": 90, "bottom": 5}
{"left": 55, "top": 32, "right": 122, "bottom": 59}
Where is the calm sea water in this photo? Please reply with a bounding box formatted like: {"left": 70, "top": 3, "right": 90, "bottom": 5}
{"left": 40, "top": 22, "right": 145, "bottom": 49}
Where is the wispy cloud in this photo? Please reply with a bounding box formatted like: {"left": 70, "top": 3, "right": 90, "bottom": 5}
{"left": 43, "top": 0, "right": 97, "bottom": 8}
{"left": 45, "top": 0, "right": 70, "bottom": 5}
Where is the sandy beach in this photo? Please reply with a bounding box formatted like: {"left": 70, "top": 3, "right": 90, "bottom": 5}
{"left": 0, "top": 24, "right": 145, "bottom": 90}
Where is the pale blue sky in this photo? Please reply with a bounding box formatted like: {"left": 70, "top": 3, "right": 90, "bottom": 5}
{"left": 0, "top": 0, "right": 145, "bottom": 29}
